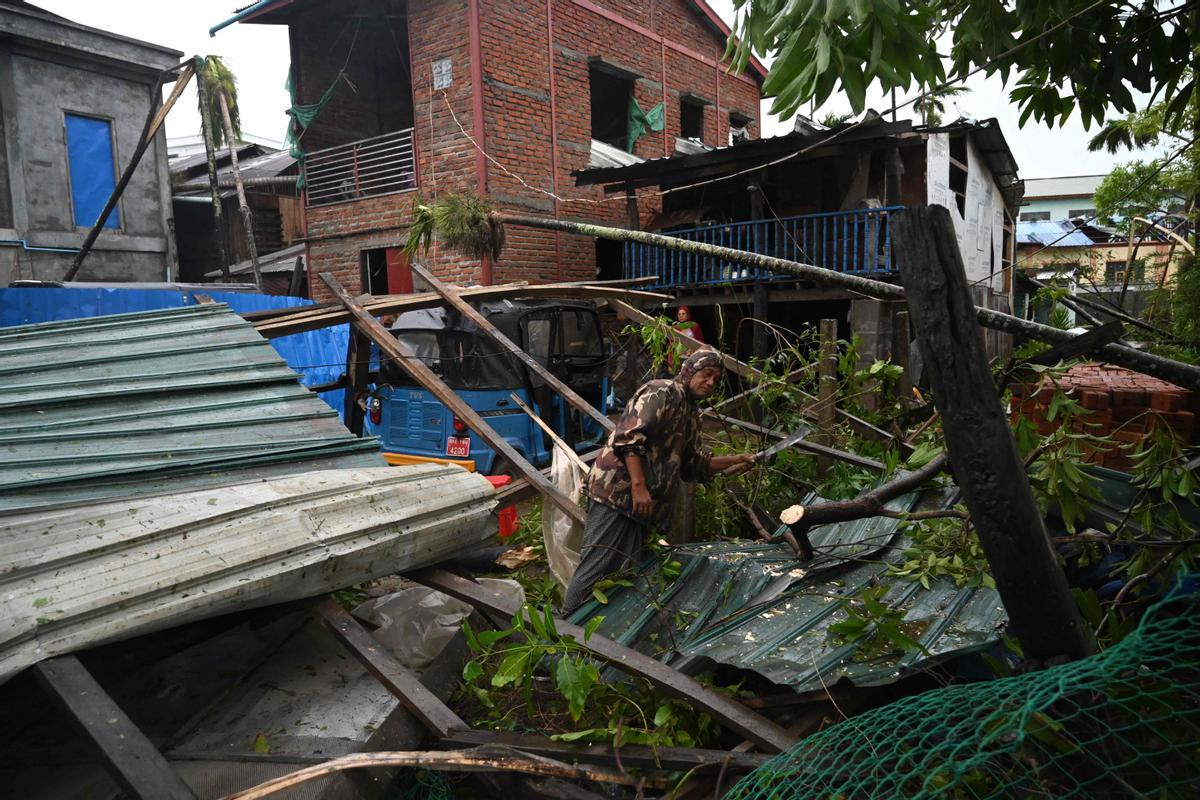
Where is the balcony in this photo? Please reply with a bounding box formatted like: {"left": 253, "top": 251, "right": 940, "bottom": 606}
{"left": 304, "top": 128, "right": 417, "bottom": 208}
{"left": 624, "top": 206, "right": 902, "bottom": 289}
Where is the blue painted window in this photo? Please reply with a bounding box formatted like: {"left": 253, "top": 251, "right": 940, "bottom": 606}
{"left": 64, "top": 114, "right": 119, "bottom": 229}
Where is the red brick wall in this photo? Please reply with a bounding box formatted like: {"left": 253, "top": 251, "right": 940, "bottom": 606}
{"left": 298, "top": 0, "right": 762, "bottom": 299}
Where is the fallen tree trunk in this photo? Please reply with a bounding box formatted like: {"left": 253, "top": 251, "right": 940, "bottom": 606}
{"left": 494, "top": 212, "right": 1200, "bottom": 390}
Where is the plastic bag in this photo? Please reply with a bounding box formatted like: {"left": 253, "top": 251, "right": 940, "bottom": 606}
{"left": 543, "top": 445, "right": 585, "bottom": 591}
{"left": 352, "top": 578, "right": 525, "bottom": 670}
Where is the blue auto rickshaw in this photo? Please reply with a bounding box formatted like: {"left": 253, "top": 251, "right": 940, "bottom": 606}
{"left": 366, "top": 299, "right": 609, "bottom": 474}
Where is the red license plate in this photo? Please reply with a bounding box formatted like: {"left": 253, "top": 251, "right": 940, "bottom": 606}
{"left": 446, "top": 436, "right": 471, "bottom": 458}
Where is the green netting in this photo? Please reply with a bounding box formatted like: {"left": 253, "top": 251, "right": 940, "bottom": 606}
{"left": 726, "top": 580, "right": 1200, "bottom": 799}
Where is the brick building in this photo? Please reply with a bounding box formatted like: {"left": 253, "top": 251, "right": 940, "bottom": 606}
{"left": 218, "top": 0, "right": 765, "bottom": 300}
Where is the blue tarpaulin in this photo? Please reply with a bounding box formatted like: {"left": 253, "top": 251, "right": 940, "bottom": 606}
{"left": 64, "top": 115, "right": 119, "bottom": 230}
{"left": 0, "top": 287, "right": 350, "bottom": 418}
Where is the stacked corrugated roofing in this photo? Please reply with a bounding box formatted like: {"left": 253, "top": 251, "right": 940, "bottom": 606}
{"left": 0, "top": 303, "right": 382, "bottom": 513}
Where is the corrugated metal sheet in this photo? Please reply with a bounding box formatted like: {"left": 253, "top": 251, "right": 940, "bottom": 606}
{"left": 0, "top": 463, "right": 497, "bottom": 683}
{"left": 1016, "top": 220, "right": 1095, "bottom": 247}
{"left": 570, "top": 490, "right": 1007, "bottom": 693}
{"left": 0, "top": 286, "right": 349, "bottom": 417}
{"left": 0, "top": 303, "right": 377, "bottom": 512}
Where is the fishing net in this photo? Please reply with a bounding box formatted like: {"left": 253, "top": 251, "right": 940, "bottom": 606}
{"left": 725, "top": 580, "right": 1200, "bottom": 799}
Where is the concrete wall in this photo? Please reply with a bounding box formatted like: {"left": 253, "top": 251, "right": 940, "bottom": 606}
{"left": 1019, "top": 196, "right": 1095, "bottom": 222}
{"left": 0, "top": 5, "right": 180, "bottom": 285}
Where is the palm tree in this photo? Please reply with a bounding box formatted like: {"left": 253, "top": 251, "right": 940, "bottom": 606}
{"left": 914, "top": 85, "right": 970, "bottom": 126}
{"left": 193, "top": 55, "right": 241, "bottom": 281}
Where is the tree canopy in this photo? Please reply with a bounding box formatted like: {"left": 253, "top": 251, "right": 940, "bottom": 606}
{"left": 727, "top": 0, "right": 1197, "bottom": 132}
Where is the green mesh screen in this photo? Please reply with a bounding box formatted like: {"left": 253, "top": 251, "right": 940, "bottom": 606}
{"left": 726, "top": 581, "right": 1200, "bottom": 799}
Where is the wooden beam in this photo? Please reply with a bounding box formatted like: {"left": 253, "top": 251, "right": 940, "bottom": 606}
{"left": 713, "top": 413, "right": 886, "bottom": 472}
{"left": 405, "top": 568, "right": 797, "bottom": 753}
{"left": 314, "top": 599, "right": 467, "bottom": 740}
{"left": 255, "top": 284, "right": 673, "bottom": 339}
{"left": 33, "top": 656, "right": 197, "bottom": 800}
{"left": 496, "top": 449, "right": 601, "bottom": 507}
{"left": 344, "top": 329, "right": 370, "bottom": 436}
{"left": 892, "top": 206, "right": 1093, "bottom": 663}
{"left": 1024, "top": 320, "right": 1125, "bottom": 367}
{"left": 510, "top": 393, "right": 591, "bottom": 473}
{"left": 411, "top": 263, "right": 614, "bottom": 435}
{"left": 320, "top": 273, "right": 587, "bottom": 525}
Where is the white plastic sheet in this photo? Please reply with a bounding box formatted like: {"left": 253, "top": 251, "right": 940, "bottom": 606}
{"left": 352, "top": 578, "right": 525, "bottom": 670}
{"left": 543, "top": 445, "right": 586, "bottom": 591}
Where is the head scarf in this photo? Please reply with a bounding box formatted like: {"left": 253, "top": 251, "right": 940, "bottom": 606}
{"left": 677, "top": 348, "right": 723, "bottom": 383}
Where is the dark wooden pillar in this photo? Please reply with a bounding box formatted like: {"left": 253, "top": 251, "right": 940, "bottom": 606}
{"left": 344, "top": 329, "right": 370, "bottom": 436}
{"left": 892, "top": 206, "right": 1093, "bottom": 665}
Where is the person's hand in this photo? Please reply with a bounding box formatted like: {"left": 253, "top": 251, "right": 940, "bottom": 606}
{"left": 717, "top": 453, "right": 757, "bottom": 476}
{"left": 631, "top": 483, "right": 654, "bottom": 518}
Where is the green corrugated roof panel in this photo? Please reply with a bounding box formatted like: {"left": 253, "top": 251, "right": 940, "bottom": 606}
{"left": 0, "top": 304, "right": 384, "bottom": 512}
{"left": 570, "top": 489, "right": 1008, "bottom": 694}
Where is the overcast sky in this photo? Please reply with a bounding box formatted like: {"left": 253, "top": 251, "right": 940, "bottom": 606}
{"left": 37, "top": 0, "right": 1170, "bottom": 179}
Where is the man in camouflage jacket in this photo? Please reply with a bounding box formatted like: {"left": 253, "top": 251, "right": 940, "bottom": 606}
{"left": 563, "top": 349, "right": 754, "bottom": 613}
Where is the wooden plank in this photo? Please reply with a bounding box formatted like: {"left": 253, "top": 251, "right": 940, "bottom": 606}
{"left": 320, "top": 273, "right": 587, "bottom": 525}
{"left": 344, "top": 329, "right": 370, "bottom": 436}
{"left": 611, "top": 299, "right": 907, "bottom": 449}
{"left": 412, "top": 263, "right": 614, "bottom": 435}
{"left": 815, "top": 318, "right": 838, "bottom": 472}
{"left": 891, "top": 309, "right": 912, "bottom": 404}
{"left": 405, "top": 567, "right": 797, "bottom": 754}
{"left": 714, "top": 413, "right": 886, "bottom": 472}
{"left": 443, "top": 729, "right": 770, "bottom": 773}
{"left": 33, "top": 655, "right": 198, "bottom": 800}
{"left": 1025, "top": 320, "right": 1125, "bottom": 367}
{"left": 496, "top": 448, "right": 600, "bottom": 507}
{"left": 509, "top": 393, "right": 591, "bottom": 473}
{"left": 892, "top": 206, "right": 1093, "bottom": 663}
{"left": 314, "top": 598, "right": 467, "bottom": 739}
{"left": 255, "top": 284, "right": 673, "bottom": 339}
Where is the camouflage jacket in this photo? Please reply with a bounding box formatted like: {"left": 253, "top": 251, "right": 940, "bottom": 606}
{"left": 587, "top": 377, "right": 710, "bottom": 530}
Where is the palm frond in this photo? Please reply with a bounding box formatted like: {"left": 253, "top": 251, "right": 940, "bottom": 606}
{"left": 403, "top": 193, "right": 504, "bottom": 263}
{"left": 198, "top": 55, "right": 241, "bottom": 149}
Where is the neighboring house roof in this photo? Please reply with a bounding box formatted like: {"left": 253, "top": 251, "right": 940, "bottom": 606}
{"left": 0, "top": 0, "right": 181, "bottom": 72}
{"left": 0, "top": 303, "right": 383, "bottom": 513}
{"left": 174, "top": 148, "right": 299, "bottom": 194}
{"left": 588, "top": 138, "right": 646, "bottom": 170}
{"left": 169, "top": 143, "right": 271, "bottom": 177}
{"left": 1016, "top": 220, "right": 1095, "bottom": 247}
{"left": 204, "top": 243, "right": 306, "bottom": 278}
{"left": 1023, "top": 174, "right": 1107, "bottom": 200}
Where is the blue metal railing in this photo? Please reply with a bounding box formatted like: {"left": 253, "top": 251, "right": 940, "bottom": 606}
{"left": 623, "top": 206, "right": 903, "bottom": 288}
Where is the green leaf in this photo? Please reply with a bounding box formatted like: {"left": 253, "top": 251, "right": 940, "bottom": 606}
{"left": 252, "top": 733, "right": 270, "bottom": 754}
{"left": 462, "top": 659, "right": 484, "bottom": 682}
{"left": 653, "top": 704, "right": 674, "bottom": 728}
{"left": 583, "top": 615, "right": 605, "bottom": 642}
{"left": 476, "top": 628, "right": 512, "bottom": 648}
{"left": 555, "top": 657, "right": 598, "bottom": 721}
{"left": 32, "top": 597, "right": 51, "bottom": 609}
{"left": 592, "top": 587, "right": 609, "bottom": 605}
{"left": 491, "top": 649, "right": 531, "bottom": 688}
{"left": 551, "top": 728, "right": 606, "bottom": 742}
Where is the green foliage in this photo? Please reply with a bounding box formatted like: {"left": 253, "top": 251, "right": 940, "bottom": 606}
{"left": 332, "top": 584, "right": 369, "bottom": 611}
{"left": 828, "top": 585, "right": 929, "bottom": 661}
{"left": 1093, "top": 159, "right": 1189, "bottom": 223}
{"left": 889, "top": 515, "right": 995, "bottom": 590}
{"left": 622, "top": 316, "right": 687, "bottom": 375}
{"left": 197, "top": 56, "right": 240, "bottom": 149}
{"left": 403, "top": 193, "right": 505, "bottom": 262}
{"left": 459, "top": 603, "right": 725, "bottom": 750}
{"left": 913, "top": 84, "right": 970, "bottom": 126}
{"left": 726, "top": 1, "right": 1197, "bottom": 131}
{"left": 1171, "top": 256, "right": 1200, "bottom": 345}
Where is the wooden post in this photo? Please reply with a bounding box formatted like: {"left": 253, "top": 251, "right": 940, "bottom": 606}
{"left": 320, "top": 273, "right": 586, "bottom": 525}
{"left": 891, "top": 307, "right": 912, "bottom": 405}
{"left": 287, "top": 254, "right": 305, "bottom": 297}
{"left": 815, "top": 318, "right": 838, "bottom": 473}
{"left": 892, "top": 206, "right": 1093, "bottom": 664}
{"left": 752, "top": 282, "right": 769, "bottom": 361}
{"left": 64, "top": 63, "right": 194, "bottom": 281}
{"left": 218, "top": 88, "right": 262, "bottom": 290}
{"left": 344, "top": 329, "right": 370, "bottom": 436}
{"left": 509, "top": 392, "right": 589, "bottom": 473}
{"left": 34, "top": 656, "right": 197, "bottom": 800}
{"left": 195, "top": 59, "right": 232, "bottom": 282}
{"left": 411, "top": 263, "right": 613, "bottom": 434}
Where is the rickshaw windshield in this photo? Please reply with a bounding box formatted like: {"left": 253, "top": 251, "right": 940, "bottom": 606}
{"left": 381, "top": 329, "right": 523, "bottom": 390}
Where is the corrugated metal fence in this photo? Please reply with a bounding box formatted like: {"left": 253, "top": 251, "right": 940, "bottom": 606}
{"left": 0, "top": 287, "right": 349, "bottom": 418}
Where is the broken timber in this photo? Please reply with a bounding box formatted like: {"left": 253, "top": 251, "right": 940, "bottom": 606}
{"left": 496, "top": 211, "right": 1200, "bottom": 390}
{"left": 892, "top": 206, "right": 1093, "bottom": 663}
{"left": 254, "top": 283, "right": 672, "bottom": 339}
{"left": 510, "top": 393, "right": 591, "bottom": 473}
{"left": 34, "top": 655, "right": 197, "bottom": 800}
{"left": 609, "top": 298, "right": 907, "bottom": 449}
{"left": 320, "top": 273, "right": 587, "bottom": 526}
{"left": 713, "top": 413, "right": 886, "bottom": 472}
{"left": 412, "top": 263, "right": 614, "bottom": 435}
{"left": 406, "top": 567, "right": 797, "bottom": 753}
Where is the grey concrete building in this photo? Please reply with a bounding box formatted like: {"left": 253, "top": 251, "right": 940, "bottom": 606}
{"left": 0, "top": 1, "right": 181, "bottom": 283}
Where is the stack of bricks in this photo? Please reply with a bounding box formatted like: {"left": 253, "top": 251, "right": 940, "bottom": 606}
{"left": 1010, "top": 363, "right": 1196, "bottom": 472}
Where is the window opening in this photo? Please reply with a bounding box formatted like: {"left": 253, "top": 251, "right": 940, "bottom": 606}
{"left": 729, "top": 112, "right": 752, "bottom": 145}
{"left": 589, "top": 65, "right": 635, "bottom": 149}
{"left": 680, "top": 98, "right": 704, "bottom": 141}
{"left": 64, "top": 113, "right": 119, "bottom": 229}
{"left": 948, "top": 135, "right": 968, "bottom": 218}
{"left": 1068, "top": 208, "right": 1096, "bottom": 219}
{"left": 361, "top": 248, "right": 389, "bottom": 294}
{"left": 1020, "top": 211, "right": 1051, "bottom": 222}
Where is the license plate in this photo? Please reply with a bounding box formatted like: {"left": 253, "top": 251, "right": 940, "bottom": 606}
{"left": 446, "top": 436, "right": 471, "bottom": 458}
